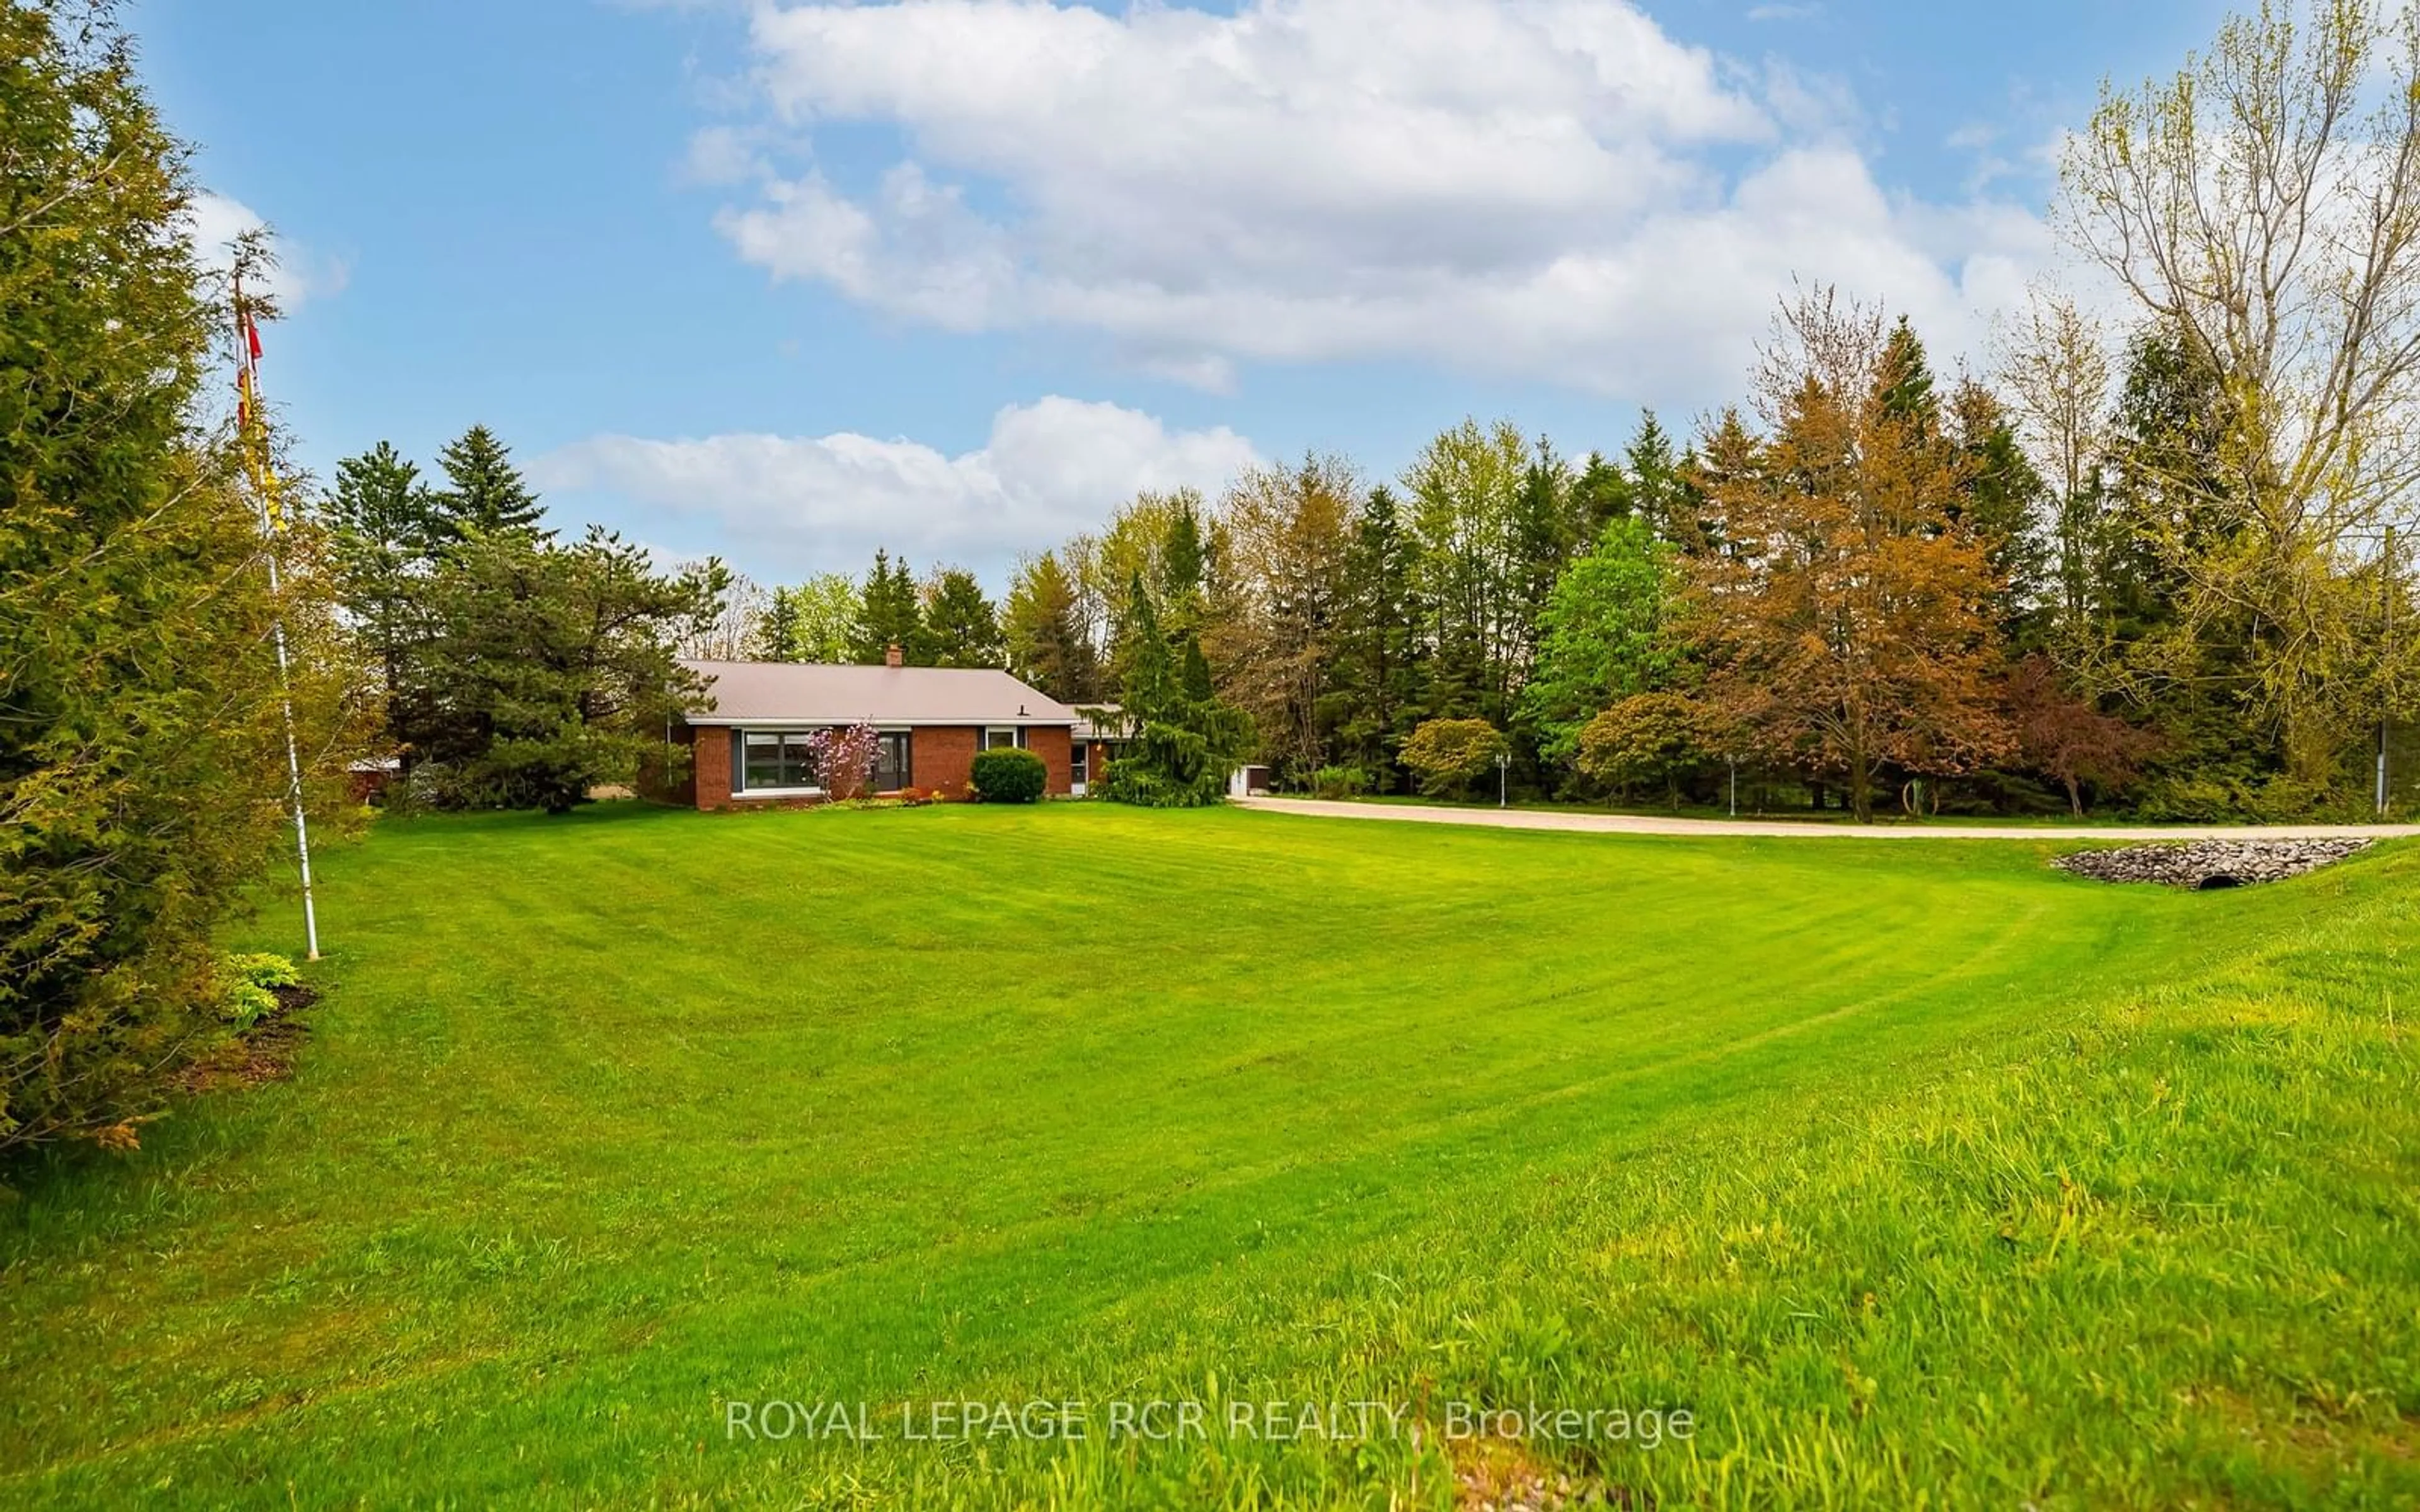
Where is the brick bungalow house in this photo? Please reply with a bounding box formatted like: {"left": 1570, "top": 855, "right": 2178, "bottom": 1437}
{"left": 642, "top": 651, "right": 1094, "bottom": 808}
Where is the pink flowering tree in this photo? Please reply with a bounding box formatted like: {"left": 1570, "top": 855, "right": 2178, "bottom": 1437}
{"left": 809, "top": 721, "right": 880, "bottom": 801}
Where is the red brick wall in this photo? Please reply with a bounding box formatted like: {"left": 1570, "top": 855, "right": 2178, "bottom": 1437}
{"left": 668, "top": 723, "right": 1079, "bottom": 806}
{"left": 913, "top": 725, "right": 979, "bottom": 798}
{"left": 1024, "top": 724, "right": 1073, "bottom": 796}
{"left": 693, "top": 725, "right": 733, "bottom": 809}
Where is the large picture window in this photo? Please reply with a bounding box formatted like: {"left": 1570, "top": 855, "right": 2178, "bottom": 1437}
{"left": 739, "top": 731, "right": 817, "bottom": 792}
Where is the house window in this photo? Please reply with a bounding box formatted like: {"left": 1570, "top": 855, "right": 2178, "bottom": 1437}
{"left": 981, "top": 727, "right": 1027, "bottom": 750}
{"left": 873, "top": 731, "right": 911, "bottom": 792}
{"left": 739, "top": 730, "right": 818, "bottom": 791}
{"left": 1070, "top": 742, "right": 1088, "bottom": 786}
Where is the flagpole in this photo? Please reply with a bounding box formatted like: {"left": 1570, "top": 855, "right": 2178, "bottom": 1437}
{"left": 234, "top": 275, "right": 321, "bottom": 961}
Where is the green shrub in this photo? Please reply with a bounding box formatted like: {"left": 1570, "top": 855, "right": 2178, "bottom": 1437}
{"left": 1400, "top": 718, "right": 1508, "bottom": 798}
{"left": 2135, "top": 769, "right": 2359, "bottom": 823}
{"left": 1576, "top": 692, "right": 1716, "bottom": 805}
{"left": 1310, "top": 764, "right": 1369, "bottom": 799}
{"left": 226, "top": 953, "right": 299, "bottom": 991}
{"left": 969, "top": 747, "right": 1048, "bottom": 803}
{"left": 217, "top": 953, "right": 299, "bottom": 1031}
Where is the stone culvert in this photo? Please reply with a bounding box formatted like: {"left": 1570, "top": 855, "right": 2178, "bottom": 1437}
{"left": 2053, "top": 838, "right": 2374, "bottom": 889}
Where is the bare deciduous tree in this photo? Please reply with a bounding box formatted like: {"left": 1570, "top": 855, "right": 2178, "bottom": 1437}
{"left": 1998, "top": 292, "right": 2120, "bottom": 638}
{"left": 2060, "top": 0, "right": 2420, "bottom": 773}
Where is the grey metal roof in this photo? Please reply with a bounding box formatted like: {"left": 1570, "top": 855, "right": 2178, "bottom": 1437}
{"left": 678, "top": 660, "right": 1083, "bottom": 727}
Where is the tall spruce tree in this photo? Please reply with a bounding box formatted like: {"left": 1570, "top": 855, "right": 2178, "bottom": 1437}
{"left": 1624, "top": 411, "right": 1699, "bottom": 553}
{"left": 1100, "top": 576, "right": 1251, "bottom": 807}
{"left": 433, "top": 424, "right": 546, "bottom": 540}
{"left": 325, "top": 441, "right": 443, "bottom": 728}
{"left": 1161, "top": 498, "right": 1207, "bottom": 618}
{"left": 925, "top": 567, "right": 1004, "bottom": 668}
{"left": 1333, "top": 485, "right": 1426, "bottom": 783}
{"left": 1946, "top": 378, "right": 2051, "bottom": 648}
{"left": 854, "top": 549, "right": 928, "bottom": 663}
{"left": 750, "top": 585, "right": 804, "bottom": 661}
{"left": 1877, "top": 316, "right": 1940, "bottom": 436}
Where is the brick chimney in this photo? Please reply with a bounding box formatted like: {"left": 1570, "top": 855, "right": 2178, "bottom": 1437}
{"left": 884, "top": 641, "right": 904, "bottom": 668}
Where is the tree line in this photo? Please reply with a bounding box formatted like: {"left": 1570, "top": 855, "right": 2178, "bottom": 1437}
{"left": 713, "top": 287, "right": 2409, "bottom": 822}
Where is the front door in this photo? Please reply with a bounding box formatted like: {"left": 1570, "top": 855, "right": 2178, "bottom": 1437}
{"left": 873, "top": 731, "right": 911, "bottom": 793}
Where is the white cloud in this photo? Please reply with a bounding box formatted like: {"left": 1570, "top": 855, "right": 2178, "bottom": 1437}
{"left": 181, "top": 192, "right": 348, "bottom": 312}
{"left": 698, "top": 0, "right": 2048, "bottom": 404}
{"left": 529, "top": 396, "right": 1262, "bottom": 576}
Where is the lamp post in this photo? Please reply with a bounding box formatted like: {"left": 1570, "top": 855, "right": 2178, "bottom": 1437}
{"left": 1497, "top": 748, "right": 1509, "bottom": 809}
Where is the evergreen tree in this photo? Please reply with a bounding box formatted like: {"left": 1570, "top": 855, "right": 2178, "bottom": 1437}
{"left": 1509, "top": 436, "right": 1584, "bottom": 687}
{"left": 1161, "top": 497, "right": 1207, "bottom": 618}
{"left": 1332, "top": 485, "right": 1426, "bottom": 782}
{"left": 413, "top": 529, "right": 724, "bottom": 813}
{"left": 1572, "top": 449, "right": 1630, "bottom": 534}
{"left": 1100, "top": 575, "right": 1250, "bottom": 807}
{"left": 1877, "top": 316, "right": 1940, "bottom": 437}
{"left": 1946, "top": 378, "right": 2052, "bottom": 648}
{"left": 750, "top": 585, "right": 804, "bottom": 661}
{"left": 1624, "top": 411, "right": 1700, "bottom": 554}
{"left": 325, "top": 441, "right": 443, "bottom": 724}
{"left": 2, "top": 3, "right": 372, "bottom": 1148}
{"left": 2100, "top": 323, "right": 2276, "bottom": 800}
{"left": 853, "top": 550, "right": 929, "bottom": 663}
{"left": 925, "top": 567, "right": 1004, "bottom": 668}
{"left": 432, "top": 424, "right": 546, "bottom": 540}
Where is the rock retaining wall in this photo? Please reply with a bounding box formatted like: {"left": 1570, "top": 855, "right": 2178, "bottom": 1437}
{"left": 2053, "top": 839, "right": 2373, "bottom": 888}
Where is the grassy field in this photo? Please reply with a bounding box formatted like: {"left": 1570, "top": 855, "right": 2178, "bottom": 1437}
{"left": 1, "top": 803, "right": 2414, "bottom": 1508}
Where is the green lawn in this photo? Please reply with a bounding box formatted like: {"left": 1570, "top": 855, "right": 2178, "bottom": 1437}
{"left": 2, "top": 803, "right": 2414, "bottom": 1508}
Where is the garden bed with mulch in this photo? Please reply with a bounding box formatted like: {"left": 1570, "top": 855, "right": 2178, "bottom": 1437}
{"left": 175, "top": 982, "right": 319, "bottom": 1093}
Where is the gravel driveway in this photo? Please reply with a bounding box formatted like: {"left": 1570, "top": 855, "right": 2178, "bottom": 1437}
{"left": 1234, "top": 795, "right": 2420, "bottom": 842}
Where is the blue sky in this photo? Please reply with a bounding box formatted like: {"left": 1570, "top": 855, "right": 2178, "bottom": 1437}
{"left": 142, "top": 0, "right": 2225, "bottom": 585}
